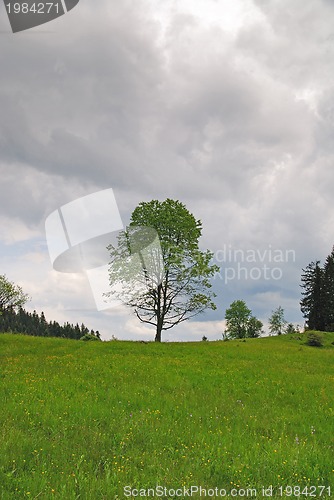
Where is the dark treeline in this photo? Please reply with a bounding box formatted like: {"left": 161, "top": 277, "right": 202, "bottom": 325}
{"left": 301, "top": 246, "right": 334, "bottom": 331}
{"left": 0, "top": 307, "right": 101, "bottom": 340}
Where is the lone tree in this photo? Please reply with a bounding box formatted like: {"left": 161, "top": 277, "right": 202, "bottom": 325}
{"left": 224, "top": 300, "right": 263, "bottom": 339}
{"left": 106, "top": 199, "right": 218, "bottom": 342}
{"left": 0, "top": 275, "right": 29, "bottom": 313}
{"left": 268, "top": 306, "right": 287, "bottom": 335}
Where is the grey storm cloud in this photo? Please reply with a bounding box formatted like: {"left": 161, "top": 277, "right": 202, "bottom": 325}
{"left": 0, "top": 0, "right": 323, "bottom": 207}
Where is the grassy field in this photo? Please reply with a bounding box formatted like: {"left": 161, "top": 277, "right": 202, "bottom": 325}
{"left": 0, "top": 332, "right": 333, "bottom": 499}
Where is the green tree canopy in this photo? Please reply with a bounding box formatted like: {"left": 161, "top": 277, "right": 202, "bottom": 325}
{"left": 106, "top": 199, "right": 218, "bottom": 342}
{"left": 268, "top": 306, "right": 287, "bottom": 335}
{"left": 247, "top": 316, "right": 264, "bottom": 338}
{"left": 0, "top": 275, "right": 29, "bottom": 313}
{"left": 224, "top": 300, "right": 263, "bottom": 339}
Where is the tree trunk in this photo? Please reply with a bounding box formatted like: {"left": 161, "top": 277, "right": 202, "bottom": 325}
{"left": 155, "top": 322, "right": 162, "bottom": 342}
{"left": 155, "top": 284, "right": 163, "bottom": 342}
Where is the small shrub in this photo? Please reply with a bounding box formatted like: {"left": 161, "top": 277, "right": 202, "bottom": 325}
{"left": 80, "top": 333, "right": 100, "bottom": 341}
{"left": 285, "top": 323, "right": 296, "bottom": 334}
{"left": 305, "top": 332, "right": 323, "bottom": 347}
{"left": 202, "top": 336, "right": 208, "bottom": 342}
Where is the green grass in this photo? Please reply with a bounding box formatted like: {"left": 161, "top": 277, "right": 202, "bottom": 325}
{"left": 0, "top": 332, "right": 333, "bottom": 499}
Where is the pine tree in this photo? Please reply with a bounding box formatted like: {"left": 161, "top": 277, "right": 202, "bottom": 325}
{"left": 0, "top": 302, "right": 99, "bottom": 340}
{"left": 300, "top": 261, "right": 325, "bottom": 331}
{"left": 323, "top": 247, "right": 334, "bottom": 331}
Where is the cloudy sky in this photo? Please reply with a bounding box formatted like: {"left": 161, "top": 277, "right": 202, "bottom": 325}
{"left": 1, "top": 0, "right": 334, "bottom": 341}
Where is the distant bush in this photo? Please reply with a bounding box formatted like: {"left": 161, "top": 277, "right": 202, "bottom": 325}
{"left": 80, "top": 333, "right": 101, "bottom": 342}
{"left": 202, "top": 336, "right": 208, "bottom": 342}
{"left": 305, "top": 332, "right": 324, "bottom": 347}
{"left": 285, "top": 323, "right": 300, "bottom": 334}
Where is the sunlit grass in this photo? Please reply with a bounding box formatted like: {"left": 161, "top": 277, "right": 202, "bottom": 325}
{"left": 0, "top": 332, "right": 333, "bottom": 498}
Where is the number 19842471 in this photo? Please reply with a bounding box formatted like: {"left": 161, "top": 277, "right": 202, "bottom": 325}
{"left": 5, "top": 3, "right": 60, "bottom": 14}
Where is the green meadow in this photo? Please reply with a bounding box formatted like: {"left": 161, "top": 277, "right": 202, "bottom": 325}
{"left": 0, "top": 333, "right": 333, "bottom": 499}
